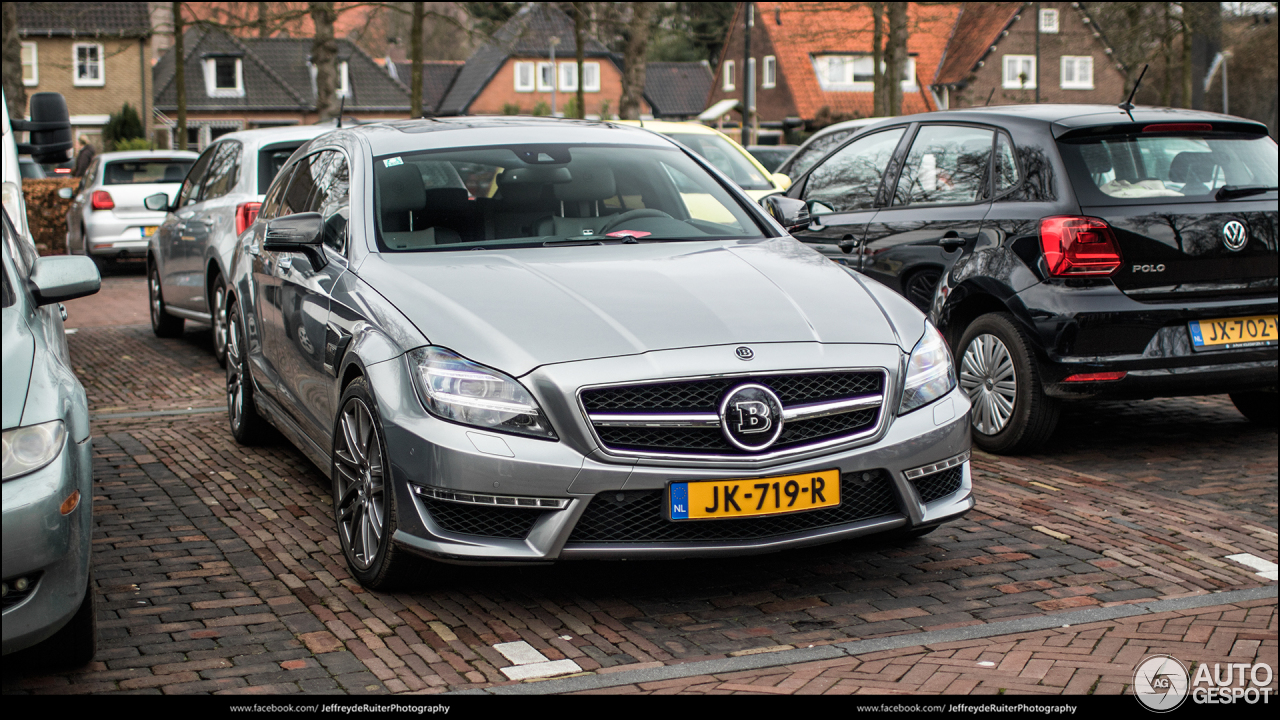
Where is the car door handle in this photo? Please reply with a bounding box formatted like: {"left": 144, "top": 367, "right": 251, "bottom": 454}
{"left": 939, "top": 233, "right": 966, "bottom": 250}
{"left": 838, "top": 234, "right": 858, "bottom": 254}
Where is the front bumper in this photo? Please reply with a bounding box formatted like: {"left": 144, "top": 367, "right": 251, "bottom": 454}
{"left": 370, "top": 344, "right": 973, "bottom": 564}
{"left": 1, "top": 432, "right": 93, "bottom": 655}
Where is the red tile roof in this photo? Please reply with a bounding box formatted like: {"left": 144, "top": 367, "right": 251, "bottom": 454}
{"left": 934, "top": 3, "right": 1023, "bottom": 85}
{"left": 754, "top": 2, "right": 963, "bottom": 118}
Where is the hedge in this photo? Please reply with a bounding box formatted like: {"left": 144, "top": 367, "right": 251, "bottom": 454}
{"left": 22, "top": 177, "right": 78, "bottom": 255}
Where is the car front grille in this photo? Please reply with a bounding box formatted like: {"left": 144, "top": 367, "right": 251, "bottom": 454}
{"left": 421, "top": 497, "right": 543, "bottom": 539}
{"left": 913, "top": 465, "right": 964, "bottom": 504}
{"left": 582, "top": 371, "right": 885, "bottom": 457}
{"left": 565, "top": 469, "right": 900, "bottom": 544}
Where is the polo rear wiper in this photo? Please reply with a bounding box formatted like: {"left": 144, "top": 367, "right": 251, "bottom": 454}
{"left": 1215, "top": 185, "right": 1278, "bottom": 201}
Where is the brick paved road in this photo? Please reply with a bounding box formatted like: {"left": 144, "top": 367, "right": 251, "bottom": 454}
{"left": 3, "top": 274, "right": 1275, "bottom": 695}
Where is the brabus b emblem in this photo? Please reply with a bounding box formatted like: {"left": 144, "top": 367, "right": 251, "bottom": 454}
{"left": 1222, "top": 220, "right": 1248, "bottom": 251}
{"left": 734, "top": 401, "right": 772, "bottom": 434}
{"left": 719, "top": 384, "right": 784, "bottom": 451}
{"left": 735, "top": 346, "right": 754, "bottom": 360}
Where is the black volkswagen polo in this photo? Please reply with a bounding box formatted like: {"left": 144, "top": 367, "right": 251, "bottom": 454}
{"left": 777, "top": 104, "right": 1277, "bottom": 454}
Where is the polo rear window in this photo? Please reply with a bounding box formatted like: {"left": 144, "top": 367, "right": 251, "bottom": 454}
{"left": 103, "top": 160, "right": 195, "bottom": 185}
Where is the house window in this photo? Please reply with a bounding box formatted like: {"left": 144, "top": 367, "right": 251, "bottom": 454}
{"left": 21, "top": 42, "right": 38, "bottom": 86}
{"left": 559, "top": 62, "right": 577, "bottom": 92}
{"left": 514, "top": 61, "right": 535, "bottom": 92}
{"left": 723, "top": 60, "right": 735, "bottom": 91}
{"left": 1061, "top": 56, "right": 1094, "bottom": 89}
{"left": 763, "top": 55, "right": 776, "bottom": 88}
{"left": 537, "top": 62, "right": 554, "bottom": 91}
{"left": 1039, "top": 8, "right": 1060, "bottom": 33}
{"left": 73, "top": 43, "right": 104, "bottom": 87}
{"left": 206, "top": 56, "right": 245, "bottom": 97}
{"left": 583, "top": 62, "right": 600, "bottom": 92}
{"left": 1002, "top": 55, "right": 1036, "bottom": 89}
{"left": 338, "top": 61, "right": 350, "bottom": 98}
{"left": 815, "top": 54, "right": 916, "bottom": 92}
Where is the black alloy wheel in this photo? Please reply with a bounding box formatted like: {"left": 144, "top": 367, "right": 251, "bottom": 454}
{"left": 957, "top": 312, "right": 1059, "bottom": 454}
{"left": 148, "top": 262, "right": 184, "bottom": 338}
{"left": 904, "top": 268, "right": 942, "bottom": 311}
{"left": 225, "top": 298, "right": 269, "bottom": 444}
{"left": 332, "top": 377, "right": 412, "bottom": 590}
{"left": 211, "top": 275, "right": 229, "bottom": 367}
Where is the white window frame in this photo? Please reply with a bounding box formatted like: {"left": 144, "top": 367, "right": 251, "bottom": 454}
{"left": 536, "top": 62, "right": 554, "bottom": 92}
{"left": 814, "top": 54, "right": 916, "bottom": 92}
{"left": 22, "top": 42, "right": 38, "bottom": 86}
{"left": 1002, "top": 55, "right": 1037, "bottom": 89}
{"left": 762, "top": 55, "right": 776, "bottom": 88}
{"left": 206, "top": 56, "right": 245, "bottom": 98}
{"left": 723, "top": 60, "right": 735, "bottom": 91}
{"left": 514, "top": 61, "right": 535, "bottom": 92}
{"left": 558, "top": 62, "right": 577, "bottom": 92}
{"left": 1060, "top": 55, "right": 1094, "bottom": 90}
{"left": 338, "top": 61, "right": 350, "bottom": 98}
{"left": 1039, "top": 8, "right": 1060, "bottom": 33}
{"left": 582, "top": 62, "right": 600, "bottom": 92}
{"left": 72, "top": 43, "right": 104, "bottom": 87}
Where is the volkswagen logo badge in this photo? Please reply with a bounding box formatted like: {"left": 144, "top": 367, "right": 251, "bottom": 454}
{"left": 719, "top": 384, "right": 784, "bottom": 452}
{"left": 1222, "top": 220, "right": 1248, "bottom": 251}
{"left": 735, "top": 346, "right": 754, "bottom": 361}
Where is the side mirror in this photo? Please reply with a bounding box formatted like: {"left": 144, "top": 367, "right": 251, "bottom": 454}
{"left": 57, "top": 187, "right": 74, "bottom": 200}
{"left": 14, "top": 93, "right": 73, "bottom": 165}
{"left": 760, "top": 194, "right": 811, "bottom": 233}
{"left": 28, "top": 256, "right": 101, "bottom": 306}
{"left": 770, "top": 173, "right": 793, "bottom": 191}
{"left": 143, "top": 193, "right": 172, "bottom": 211}
{"left": 264, "top": 212, "right": 326, "bottom": 268}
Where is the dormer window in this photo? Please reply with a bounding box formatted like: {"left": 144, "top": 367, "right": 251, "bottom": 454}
{"left": 307, "top": 61, "right": 351, "bottom": 99}
{"left": 1039, "top": 8, "right": 1060, "bottom": 33}
{"left": 205, "top": 55, "right": 244, "bottom": 97}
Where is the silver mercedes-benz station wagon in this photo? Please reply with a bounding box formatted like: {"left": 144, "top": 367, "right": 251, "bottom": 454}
{"left": 224, "top": 117, "right": 972, "bottom": 589}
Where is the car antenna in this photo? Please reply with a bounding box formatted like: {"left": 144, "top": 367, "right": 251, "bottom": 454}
{"left": 1119, "top": 64, "right": 1148, "bottom": 121}
{"left": 337, "top": 95, "right": 346, "bottom": 128}
{"left": 984, "top": 87, "right": 996, "bottom": 106}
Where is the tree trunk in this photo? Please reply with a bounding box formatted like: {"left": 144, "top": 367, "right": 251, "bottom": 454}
{"left": 257, "top": 2, "right": 271, "bottom": 38}
{"left": 885, "top": 2, "right": 907, "bottom": 116}
{"left": 310, "top": 2, "right": 340, "bottom": 122}
{"left": 410, "top": 2, "right": 424, "bottom": 117}
{"left": 871, "top": 2, "right": 884, "bottom": 117}
{"left": 1180, "top": 12, "right": 1192, "bottom": 109}
{"left": 174, "top": 2, "right": 187, "bottom": 150}
{"left": 2, "top": 3, "right": 26, "bottom": 122}
{"left": 574, "top": 2, "right": 586, "bottom": 119}
{"left": 619, "top": 3, "right": 654, "bottom": 121}
{"left": 1159, "top": 2, "right": 1173, "bottom": 106}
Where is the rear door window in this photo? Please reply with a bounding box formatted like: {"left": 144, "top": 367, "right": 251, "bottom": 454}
{"left": 258, "top": 142, "right": 306, "bottom": 194}
{"left": 198, "top": 141, "right": 242, "bottom": 202}
{"left": 892, "top": 125, "right": 994, "bottom": 206}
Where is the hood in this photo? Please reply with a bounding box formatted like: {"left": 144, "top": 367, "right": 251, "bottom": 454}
{"left": 2, "top": 306, "right": 35, "bottom": 429}
{"left": 358, "top": 237, "right": 902, "bottom": 376}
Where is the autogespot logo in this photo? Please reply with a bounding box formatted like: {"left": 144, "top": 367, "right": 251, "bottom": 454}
{"left": 1134, "top": 655, "right": 1190, "bottom": 712}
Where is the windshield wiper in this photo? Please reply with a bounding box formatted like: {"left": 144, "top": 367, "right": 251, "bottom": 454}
{"left": 1215, "top": 185, "right": 1278, "bottom": 201}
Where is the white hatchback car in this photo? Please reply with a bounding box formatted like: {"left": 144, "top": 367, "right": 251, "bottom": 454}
{"left": 62, "top": 151, "right": 197, "bottom": 269}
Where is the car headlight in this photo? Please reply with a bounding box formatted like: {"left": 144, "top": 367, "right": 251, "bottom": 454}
{"left": 409, "top": 347, "right": 557, "bottom": 440}
{"left": 899, "top": 323, "right": 956, "bottom": 415}
{"left": 2, "top": 420, "right": 67, "bottom": 481}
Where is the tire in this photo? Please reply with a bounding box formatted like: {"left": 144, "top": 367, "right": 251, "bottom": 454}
{"left": 210, "top": 275, "right": 229, "bottom": 367}
{"left": 148, "top": 262, "right": 184, "bottom": 338}
{"left": 332, "top": 377, "right": 412, "bottom": 591}
{"left": 1230, "top": 391, "right": 1278, "bottom": 426}
{"left": 957, "top": 312, "right": 1060, "bottom": 454}
{"left": 225, "top": 298, "right": 270, "bottom": 444}
{"left": 29, "top": 573, "right": 96, "bottom": 669}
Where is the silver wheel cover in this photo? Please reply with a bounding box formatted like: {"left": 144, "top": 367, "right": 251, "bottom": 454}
{"left": 334, "top": 398, "right": 386, "bottom": 571}
{"left": 212, "top": 284, "right": 227, "bottom": 357}
{"left": 225, "top": 311, "right": 244, "bottom": 429}
{"left": 960, "top": 333, "right": 1017, "bottom": 436}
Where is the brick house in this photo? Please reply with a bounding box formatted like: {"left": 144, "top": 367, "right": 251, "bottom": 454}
{"left": 152, "top": 26, "right": 413, "bottom": 150}
{"left": 932, "top": 2, "right": 1127, "bottom": 109}
{"left": 16, "top": 3, "right": 153, "bottom": 150}
{"left": 437, "top": 4, "right": 649, "bottom": 118}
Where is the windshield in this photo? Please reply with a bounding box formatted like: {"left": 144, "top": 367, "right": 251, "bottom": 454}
{"left": 664, "top": 133, "right": 774, "bottom": 190}
{"left": 372, "top": 143, "right": 765, "bottom": 252}
{"left": 103, "top": 159, "right": 196, "bottom": 185}
{"left": 1058, "top": 133, "right": 1277, "bottom": 204}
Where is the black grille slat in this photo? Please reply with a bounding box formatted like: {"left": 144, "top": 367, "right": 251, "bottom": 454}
{"left": 566, "top": 470, "right": 900, "bottom": 544}
{"left": 913, "top": 465, "right": 964, "bottom": 504}
{"left": 597, "top": 408, "right": 880, "bottom": 455}
{"left": 422, "top": 498, "right": 543, "bottom": 539}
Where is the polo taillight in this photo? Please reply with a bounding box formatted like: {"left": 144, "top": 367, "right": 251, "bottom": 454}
{"left": 235, "top": 202, "right": 262, "bottom": 235}
{"left": 1039, "top": 216, "right": 1122, "bottom": 277}
{"left": 90, "top": 190, "right": 114, "bottom": 211}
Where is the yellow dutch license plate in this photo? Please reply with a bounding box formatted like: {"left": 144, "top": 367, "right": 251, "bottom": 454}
{"left": 1188, "top": 315, "right": 1278, "bottom": 351}
{"left": 143, "top": 226, "right": 159, "bottom": 237}
{"left": 669, "top": 469, "right": 841, "bottom": 520}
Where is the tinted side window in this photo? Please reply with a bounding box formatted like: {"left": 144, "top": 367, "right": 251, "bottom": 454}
{"left": 803, "top": 128, "right": 905, "bottom": 213}
{"left": 199, "top": 141, "right": 242, "bottom": 201}
{"left": 789, "top": 129, "right": 853, "bottom": 178}
{"left": 281, "top": 153, "right": 320, "bottom": 216}
{"left": 892, "top": 125, "right": 994, "bottom": 206}
{"left": 177, "top": 146, "right": 217, "bottom": 207}
{"left": 315, "top": 152, "right": 350, "bottom": 255}
{"left": 259, "top": 163, "right": 297, "bottom": 221}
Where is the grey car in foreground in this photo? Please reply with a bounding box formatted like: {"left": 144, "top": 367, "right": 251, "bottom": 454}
{"left": 144, "top": 125, "right": 332, "bottom": 364}
{"left": 224, "top": 117, "right": 972, "bottom": 589}
{"left": 2, "top": 209, "right": 101, "bottom": 664}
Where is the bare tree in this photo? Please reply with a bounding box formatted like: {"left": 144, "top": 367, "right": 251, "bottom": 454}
{"left": 257, "top": 2, "right": 271, "bottom": 38}
{"left": 409, "top": 2, "right": 424, "bottom": 117}
{"left": 871, "top": 2, "right": 885, "bottom": 117}
{"left": 885, "top": 2, "right": 907, "bottom": 116}
{"left": 174, "top": 2, "right": 187, "bottom": 150}
{"left": 310, "top": 2, "right": 340, "bottom": 122}
{"left": 574, "top": 2, "right": 586, "bottom": 119}
{"left": 3, "top": 4, "right": 25, "bottom": 121}
{"left": 619, "top": 3, "right": 654, "bottom": 120}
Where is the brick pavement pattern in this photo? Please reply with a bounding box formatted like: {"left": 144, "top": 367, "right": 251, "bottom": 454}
{"left": 3, "top": 275, "right": 1275, "bottom": 695}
